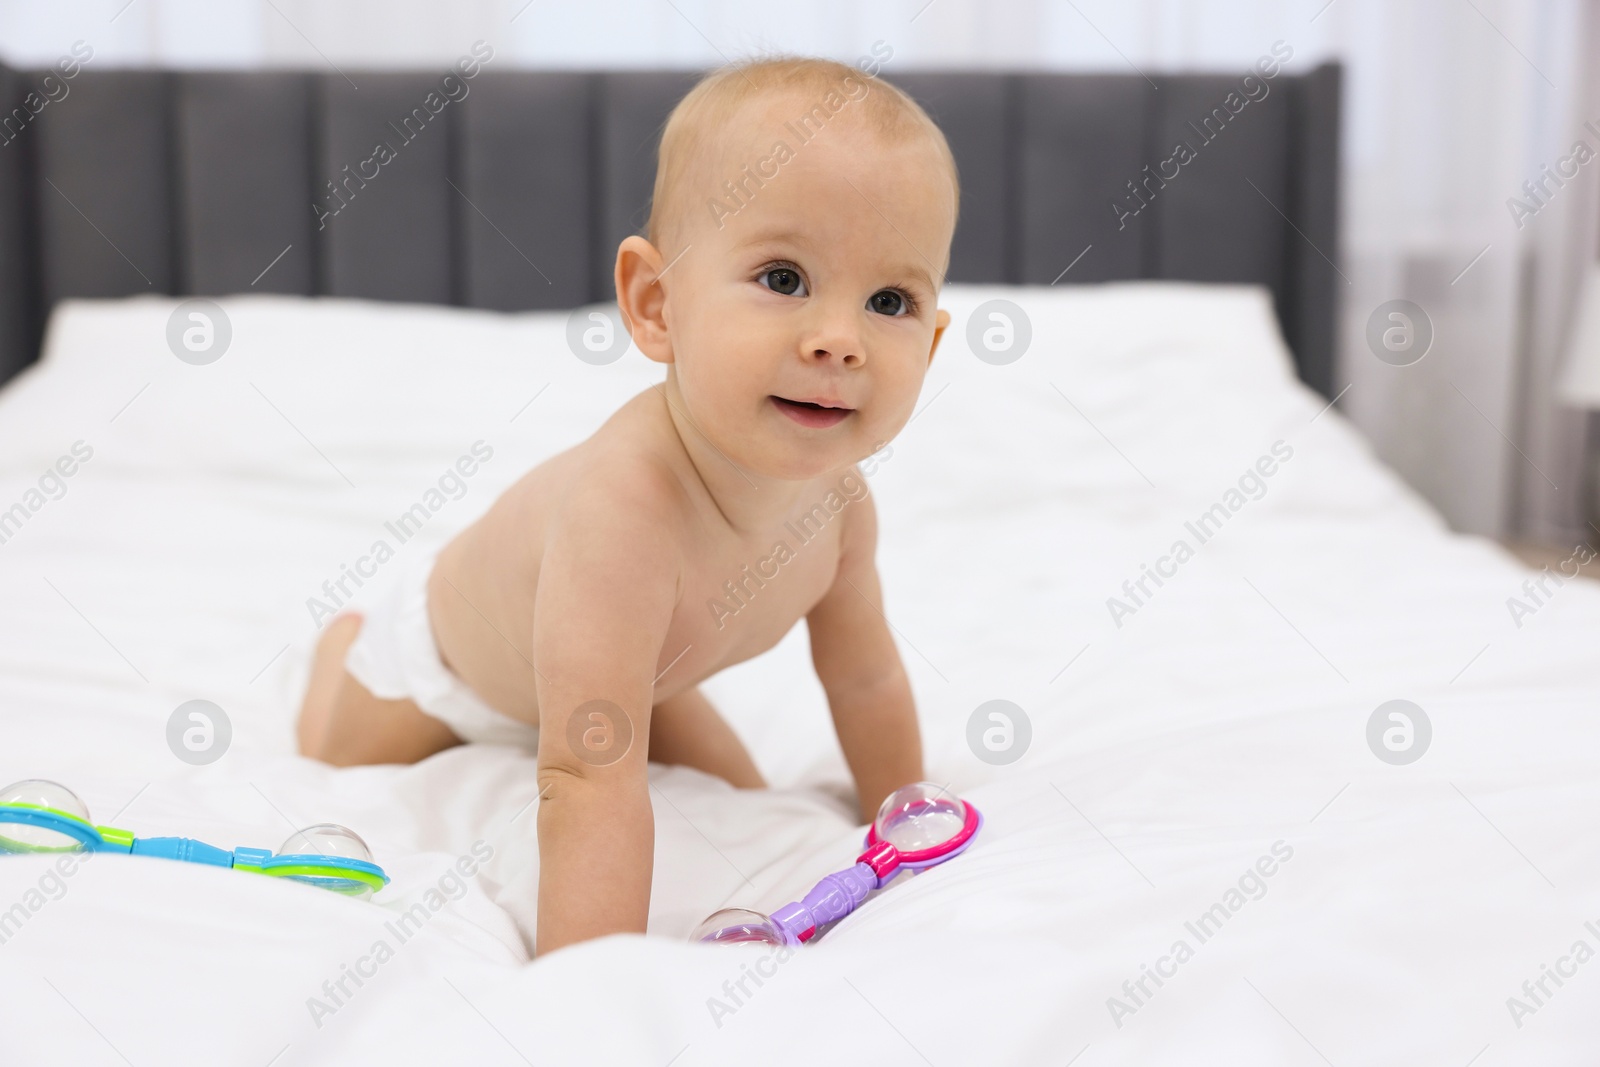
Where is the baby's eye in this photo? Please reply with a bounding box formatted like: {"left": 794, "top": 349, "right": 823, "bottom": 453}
{"left": 868, "top": 289, "right": 909, "bottom": 317}
{"left": 759, "top": 267, "right": 807, "bottom": 297}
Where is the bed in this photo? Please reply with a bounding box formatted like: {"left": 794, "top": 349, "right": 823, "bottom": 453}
{"left": 3, "top": 62, "right": 1599, "bottom": 1066}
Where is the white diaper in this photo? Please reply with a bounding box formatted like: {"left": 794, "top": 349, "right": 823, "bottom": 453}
{"left": 343, "top": 543, "right": 541, "bottom": 751}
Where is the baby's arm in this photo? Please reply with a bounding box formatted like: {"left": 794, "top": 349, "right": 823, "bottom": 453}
{"left": 532, "top": 468, "right": 682, "bottom": 956}
{"left": 806, "top": 479, "right": 924, "bottom": 825}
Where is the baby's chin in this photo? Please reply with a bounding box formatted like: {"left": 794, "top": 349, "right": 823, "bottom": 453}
{"left": 733, "top": 425, "right": 871, "bottom": 483}
{"left": 741, "top": 446, "right": 858, "bottom": 483}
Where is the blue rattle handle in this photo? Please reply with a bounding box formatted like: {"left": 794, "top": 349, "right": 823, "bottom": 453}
{"left": 1, "top": 803, "right": 389, "bottom": 892}
{"left": 130, "top": 836, "right": 236, "bottom": 867}
{"left": 126, "top": 839, "right": 373, "bottom": 877}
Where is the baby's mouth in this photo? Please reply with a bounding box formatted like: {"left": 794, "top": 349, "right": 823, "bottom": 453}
{"left": 770, "top": 395, "right": 854, "bottom": 429}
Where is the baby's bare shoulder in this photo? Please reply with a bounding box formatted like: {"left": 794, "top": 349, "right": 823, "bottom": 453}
{"left": 541, "top": 417, "right": 693, "bottom": 571}
{"left": 564, "top": 448, "right": 684, "bottom": 532}
{"left": 527, "top": 425, "right": 693, "bottom": 640}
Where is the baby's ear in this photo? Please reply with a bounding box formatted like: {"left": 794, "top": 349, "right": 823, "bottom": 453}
{"left": 928, "top": 308, "right": 952, "bottom": 366}
{"left": 614, "top": 236, "right": 674, "bottom": 364}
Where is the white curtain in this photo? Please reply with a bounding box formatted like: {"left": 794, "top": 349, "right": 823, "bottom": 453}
{"left": 4, "top": 0, "right": 1597, "bottom": 541}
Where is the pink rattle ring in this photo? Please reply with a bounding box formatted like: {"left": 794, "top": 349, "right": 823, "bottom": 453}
{"left": 691, "top": 782, "right": 983, "bottom": 947}
{"left": 861, "top": 780, "right": 982, "bottom": 880}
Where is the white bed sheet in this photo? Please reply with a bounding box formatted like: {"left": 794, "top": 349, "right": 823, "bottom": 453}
{"left": 0, "top": 283, "right": 1596, "bottom": 1065}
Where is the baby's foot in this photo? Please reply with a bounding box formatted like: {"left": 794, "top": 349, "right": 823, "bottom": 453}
{"left": 295, "top": 613, "right": 364, "bottom": 757}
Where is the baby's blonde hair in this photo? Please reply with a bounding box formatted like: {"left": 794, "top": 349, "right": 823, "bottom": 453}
{"left": 645, "top": 55, "right": 960, "bottom": 249}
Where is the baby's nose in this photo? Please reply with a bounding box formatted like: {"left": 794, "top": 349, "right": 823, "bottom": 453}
{"left": 806, "top": 300, "right": 870, "bottom": 367}
{"left": 805, "top": 319, "right": 864, "bottom": 366}
{"left": 810, "top": 343, "right": 863, "bottom": 367}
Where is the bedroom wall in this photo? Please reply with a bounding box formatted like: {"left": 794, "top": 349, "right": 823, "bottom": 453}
{"left": 2, "top": 0, "right": 1597, "bottom": 544}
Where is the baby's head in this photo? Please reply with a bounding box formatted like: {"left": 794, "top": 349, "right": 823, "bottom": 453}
{"left": 615, "top": 56, "right": 959, "bottom": 482}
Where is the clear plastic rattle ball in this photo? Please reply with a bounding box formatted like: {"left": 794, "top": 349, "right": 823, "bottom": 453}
{"left": 277, "top": 824, "right": 377, "bottom": 898}
{"left": 873, "top": 782, "right": 969, "bottom": 853}
{"left": 278, "top": 823, "right": 374, "bottom": 863}
{"left": 0, "top": 779, "right": 93, "bottom": 853}
{"left": 690, "top": 907, "right": 787, "bottom": 946}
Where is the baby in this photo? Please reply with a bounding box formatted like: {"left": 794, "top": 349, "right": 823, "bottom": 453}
{"left": 296, "top": 55, "right": 960, "bottom": 955}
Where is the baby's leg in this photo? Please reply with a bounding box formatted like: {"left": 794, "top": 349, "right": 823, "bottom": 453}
{"left": 648, "top": 686, "right": 766, "bottom": 789}
{"left": 296, "top": 614, "right": 462, "bottom": 767}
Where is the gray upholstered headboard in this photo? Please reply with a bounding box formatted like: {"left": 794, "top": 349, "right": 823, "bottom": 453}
{"left": 0, "top": 62, "right": 1340, "bottom": 395}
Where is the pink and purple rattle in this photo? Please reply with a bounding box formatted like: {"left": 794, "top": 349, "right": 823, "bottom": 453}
{"left": 690, "top": 782, "right": 982, "bottom": 947}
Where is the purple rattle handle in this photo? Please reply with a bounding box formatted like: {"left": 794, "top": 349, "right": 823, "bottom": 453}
{"left": 770, "top": 861, "right": 878, "bottom": 944}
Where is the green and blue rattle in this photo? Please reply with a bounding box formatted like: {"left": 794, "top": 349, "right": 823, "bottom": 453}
{"left": 0, "top": 779, "right": 389, "bottom": 898}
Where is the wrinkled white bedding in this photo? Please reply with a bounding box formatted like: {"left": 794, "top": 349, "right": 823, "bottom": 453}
{"left": 1, "top": 284, "right": 1596, "bottom": 1065}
